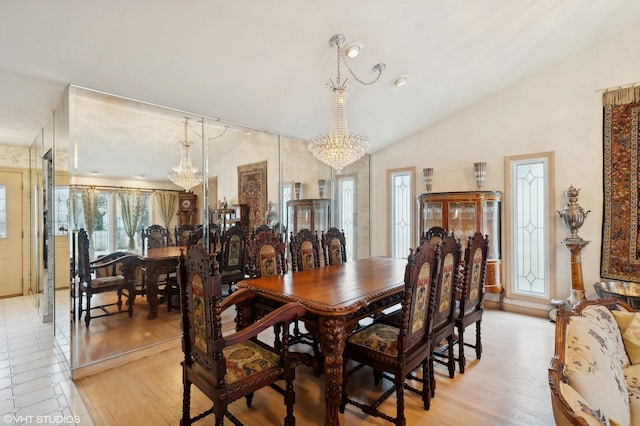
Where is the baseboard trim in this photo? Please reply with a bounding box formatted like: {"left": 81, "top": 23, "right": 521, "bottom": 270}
{"left": 485, "top": 298, "right": 549, "bottom": 319}
{"left": 71, "top": 336, "right": 181, "bottom": 380}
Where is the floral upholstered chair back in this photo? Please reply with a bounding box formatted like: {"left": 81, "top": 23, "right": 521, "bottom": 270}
{"left": 290, "top": 229, "right": 321, "bottom": 272}
{"left": 248, "top": 231, "right": 286, "bottom": 278}
{"left": 460, "top": 232, "right": 489, "bottom": 315}
{"left": 405, "top": 240, "right": 440, "bottom": 348}
{"left": 220, "top": 223, "right": 246, "bottom": 272}
{"left": 182, "top": 244, "right": 222, "bottom": 376}
{"left": 321, "top": 227, "right": 347, "bottom": 266}
{"left": 432, "top": 235, "right": 462, "bottom": 330}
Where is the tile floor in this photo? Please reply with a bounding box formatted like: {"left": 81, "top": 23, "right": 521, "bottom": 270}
{"left": 0, "top": 295, "right": 92, "bottom": 426}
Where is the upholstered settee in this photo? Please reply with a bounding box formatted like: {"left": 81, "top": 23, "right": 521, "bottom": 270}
{"left": 549, "top": 298, "right": 640, "bottom": 425}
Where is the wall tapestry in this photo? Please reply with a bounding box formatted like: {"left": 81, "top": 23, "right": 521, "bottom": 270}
{"left": 601, "top": 86, "right": 640, "bottom": 282}
{"left": 237, "top": 161, "right": 267, "bottom": 230}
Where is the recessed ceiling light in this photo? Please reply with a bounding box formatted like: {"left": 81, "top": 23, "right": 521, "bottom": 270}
{"left": 343, "top": 42, "right": 363, "bottom": 58}
{"left": 393, "top": 75, "right": 409, "bottom": 87}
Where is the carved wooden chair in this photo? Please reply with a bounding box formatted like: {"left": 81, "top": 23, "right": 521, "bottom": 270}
{"left": 429, "top": 234, "right": 462, "bottom": 391}
{"left": 208, "top": 221, "right": 222, "bottom": 239}
{"left": 187, "top": 225, "right": 220, "bottom": 251}
{"left": 140, "top": 223, "right": 180, "bottom": 310}
{"left": 247, "top": 230, "right": 287, "bottom": 278}
{"left": 174, "top": 224, "right": 196, "bottom": 247}
{"left": 321, "top": 227, "right": 347, "bottom": 266}
{"left": 289, "top": 229, "right": 322, "bottom": 272}
{"left": 77, "top": 228, "right": 139, "bottom": 326}
{"left": 179, "top": 244, "right": 306, "bottom": 425}
{"left": 454, "top": 232, "right": 489, "bottom": 373}
{"left": 340, "top": 240, "right": 440, "bottom": 424}
{"left": 288, "top": 228, "right": 322, "bottom": 350}
{"left": 219, "top": 223, "right": 247, "bottom": 295}
{"left": 252, "top": 224, "right": 272, "bottom": 238}
{"left": 141, "top": 224, "right": 169, "bottom": 249}
{"left": 421, "top": 225, "right": 449, "bottom": 245}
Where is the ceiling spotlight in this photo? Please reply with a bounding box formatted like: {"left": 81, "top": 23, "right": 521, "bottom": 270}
{"left": 393, "top": 75, "right": 409, "bottom": 87}
{"left": 343, "top": 42, "right": 363, "bottom": 58}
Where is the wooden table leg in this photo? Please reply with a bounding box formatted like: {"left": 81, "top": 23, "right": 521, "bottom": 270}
{"left": 145, "top": 268, "right": 160, "bottom": 319}
{"left": 318, "top": 315, "right": 346, "bottom": 426}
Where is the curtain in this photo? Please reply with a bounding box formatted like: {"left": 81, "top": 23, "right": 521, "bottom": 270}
{"left": 154, "top": 190, "right": 177, "bottom": 241}
{"left": 81, "top": 187, "right": 99, "bottom": 259}
{"left": 118, "top": 189, "right": 144, "bottom": 250}
{"left": 70, "top": 186, "right": 80, "bottom": 231}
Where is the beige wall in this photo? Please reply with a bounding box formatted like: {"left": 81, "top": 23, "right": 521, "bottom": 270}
{"left": 371, "top": 23, "right": 640, "bottom": 303}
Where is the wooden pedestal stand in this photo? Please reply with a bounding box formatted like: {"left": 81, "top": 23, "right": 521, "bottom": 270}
{"left": 562, "top": 237, "right": 589, "bottom": 306}
{"left": 552, "top": 185, "right": 590, "bottom": 321}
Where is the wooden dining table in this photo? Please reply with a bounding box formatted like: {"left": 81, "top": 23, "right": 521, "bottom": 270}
{"left": 137, "top": 246, "right": 186, "bottom": 319}
{"left": 236, "top": 256, "right": 407, "bottom": 426}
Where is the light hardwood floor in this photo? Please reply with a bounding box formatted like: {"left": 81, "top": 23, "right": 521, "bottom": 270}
{"left": 76, "top": 308, "right": 556, "bottom": 425}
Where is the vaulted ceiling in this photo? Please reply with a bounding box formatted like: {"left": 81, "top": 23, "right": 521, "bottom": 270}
{"left": 2, "top": 1, "right": 640, "bottom": 153}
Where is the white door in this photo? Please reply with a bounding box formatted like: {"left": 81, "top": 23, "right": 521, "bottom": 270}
{"left": 0, "top": 170, "right": 23, "bottom": 297}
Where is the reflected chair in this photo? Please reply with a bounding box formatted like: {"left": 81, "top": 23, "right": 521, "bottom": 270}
{"left": 175, "top": 224, "right": 196, "bottom": 247}
{"left": 454, "top": 232, "right": 489, "bottom": 373}
{"left": 141, "top": 224, "right": 169, "bottom": 249}
{"left": 219, "top": 223, "right": 247, "bottom": 295}
{"left": 321, "top": 227, "right": 347, "bottom": 266}
{"left": 288, "top": 229, "right": 322, "bottom": 351}
{"left": 290, "top": 229, "right": 321, "bottom": 272}
{"left": 179, "top": 244, "right": 306, "bottom": 425}
{"left": 142, "top": 224, "right": 182, "bottom": 312}
{"left": 77, "top": 228, "right": 139, "bottom": 326}
{"left": 247, "top": 231, "right": 287, "bottom": 278}
{"left": 340, "top": 240, "right": 440, "bottom": 424}
{"left": 187, "top": 225, "right": 220, "bottom": 251}
{"left": 252, "top": 224, "right": 272, "bottom": 238}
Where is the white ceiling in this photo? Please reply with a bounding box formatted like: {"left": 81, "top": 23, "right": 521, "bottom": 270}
{"left": 2, "top": 0, "right": 640, "bottom": 153}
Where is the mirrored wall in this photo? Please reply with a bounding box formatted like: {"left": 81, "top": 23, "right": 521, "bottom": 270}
{"left": 30, "top": 85, "right": 370, "bottom": 377}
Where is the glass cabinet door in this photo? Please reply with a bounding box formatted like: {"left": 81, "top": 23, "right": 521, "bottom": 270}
{"left": 448, "top": 201, "right": 477, "bottom": 240}
{"left": 422, "top": 201, "right": 443, "bottom": 230}
{"left": 296, "top": 205, "right": 312, "bottom": 230}
{"left": 314, "top": 204, "right": 328, "bottom": 232}
{"left": 483, "top": 199, "right": 501, "bottom": 260}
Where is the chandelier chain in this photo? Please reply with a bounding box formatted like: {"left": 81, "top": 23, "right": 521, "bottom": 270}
{"left": 340, "top": 50, "right": 383, "bottom": 86}
{"left": 187, "top": 122, "right": 229, "bottom": 140}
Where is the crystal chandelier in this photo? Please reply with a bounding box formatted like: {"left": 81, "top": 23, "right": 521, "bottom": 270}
{"left": 168, "top": 118, "right": 203, "bottom": 192}
{"left": 309, "top": 34, "right": 385, "bottom": 174}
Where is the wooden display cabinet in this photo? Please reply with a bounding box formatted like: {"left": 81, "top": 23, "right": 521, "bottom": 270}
{"left": 418, "top": 191, "right": 503, "bottom": 303}
{"left": 210, "top": 204, "right": 250, "bottom": 232}
{"left": 286, "top": 199, "right": 331, "bottom": 235}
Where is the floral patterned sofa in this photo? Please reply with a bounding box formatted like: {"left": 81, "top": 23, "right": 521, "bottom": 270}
{"left": 549, "top": 298, "right": 640, "bottom": 425}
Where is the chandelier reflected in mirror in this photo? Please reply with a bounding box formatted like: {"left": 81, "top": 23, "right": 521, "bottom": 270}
{"left": 309, "top": 34, "right": 385, "bottom": 174}
{"left": 168, "top": 118, "right": 203, "bottom": 192}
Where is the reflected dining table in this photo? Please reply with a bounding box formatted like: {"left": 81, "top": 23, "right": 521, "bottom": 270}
{"left": 137, "top": 246, "right": 186, "bottom": 319}
{"left": 236, "top": 256, "right": 407, "bottom": 426}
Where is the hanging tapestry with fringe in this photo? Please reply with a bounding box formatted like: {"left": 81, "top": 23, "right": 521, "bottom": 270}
{"left": 237, "top": 161, "right": 267, "bottom": 230}
{"left": 601, "top": 86, "right": 640, "bottom": 282}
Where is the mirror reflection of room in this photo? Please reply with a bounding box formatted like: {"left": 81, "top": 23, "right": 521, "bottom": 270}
{"left": 43, "top": 86, "right": 369, "bottom": 378}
